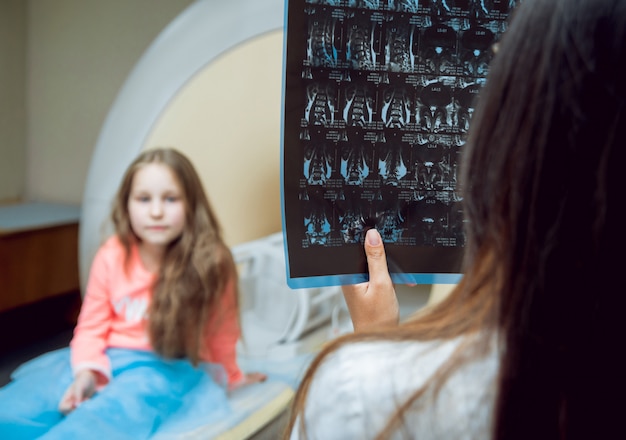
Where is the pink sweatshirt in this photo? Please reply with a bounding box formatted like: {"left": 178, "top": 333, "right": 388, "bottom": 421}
{"left": 70, "top": 236, "right": 244, "bottom": 386}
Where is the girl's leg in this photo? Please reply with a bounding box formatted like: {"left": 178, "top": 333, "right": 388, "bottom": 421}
{"left": 0, "top": 350, "right": 73, "bottom": 439}
{"left": 0, "top": 379, "right": 65, "bottom": 439}
{"left": 41, "top": 355, "right": 221, "bottom": 440}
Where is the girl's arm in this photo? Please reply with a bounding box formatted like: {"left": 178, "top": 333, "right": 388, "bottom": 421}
{"left": 69, "top": 245, "right": 115, "bottom": 387}
{"left": 58, "top": 369, "right": 97, "bottom": 414}
{"left": 58, "top": 244, "right": 115, "bottom": 413}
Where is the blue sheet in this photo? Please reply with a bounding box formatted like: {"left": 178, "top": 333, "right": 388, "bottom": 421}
{"left": 0, "top": 347, "right": 312, "bottom": 439}
{"left": 0, "top": 348, "right": 230, "bottom": 439}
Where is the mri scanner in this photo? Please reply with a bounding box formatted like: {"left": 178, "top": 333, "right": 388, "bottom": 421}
{"left": 77, "top": 0, "right": 445, "bottom": 437}
{"left": 78, "top": 0, "right": 349, "bottom": 437}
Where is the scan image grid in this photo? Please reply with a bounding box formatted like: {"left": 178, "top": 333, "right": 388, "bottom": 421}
{"left": 282, "top": 1, "right": 518, "bottom": 281}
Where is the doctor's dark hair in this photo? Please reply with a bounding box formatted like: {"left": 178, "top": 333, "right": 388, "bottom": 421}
{"left": 111, "top": 147, "right": 238, "bottom": 365}
{"left": 286, "top": 0, "right": 626, "bottom": 438}
{"left": 460, "top": 0, "right": 626, "bottom": 437}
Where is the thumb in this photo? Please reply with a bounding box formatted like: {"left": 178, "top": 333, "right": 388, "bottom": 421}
{"left": 343, "top": 228, "right": 398, "bottom": 331}
{"left": 364, "top": 229, "right": 391, "bottom": 285}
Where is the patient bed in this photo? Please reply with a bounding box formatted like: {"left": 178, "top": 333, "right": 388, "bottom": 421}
{"left": 76, "top": 0, "right": 441, "bottom": 436}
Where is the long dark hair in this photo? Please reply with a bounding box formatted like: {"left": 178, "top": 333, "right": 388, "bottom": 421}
{"left": 111, "top": 148, "right": 237, "bottom": 364}
{"left": 466, "top": 0, "right": 626, "bottom": 438}
{"left": 286, "top": 0, "right": 626, "bottom": 438}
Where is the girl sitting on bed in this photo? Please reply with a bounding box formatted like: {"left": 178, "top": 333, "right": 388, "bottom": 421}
{"left": 0, "top": 147, "right": 266, "bottom": 439}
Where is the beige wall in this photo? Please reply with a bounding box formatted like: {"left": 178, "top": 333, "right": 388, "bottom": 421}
{"left": 0, "top": 0, "right": 27, "bottom": 203}
{"left": 0, "top": 0, "right": 194, "bottom": 205}
{"left": 144, "top": 30, "right": 284, "bottom": 247}
{"left": 2, "top": 0, "right": 285, "bottom": 247}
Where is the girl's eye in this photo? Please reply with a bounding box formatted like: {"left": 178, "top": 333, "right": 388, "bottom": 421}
{"left": 165, "top": 196, "right": 180, "bottom": 203}
{"left": 137, "top": 196, "right": 150, "bottom": 202}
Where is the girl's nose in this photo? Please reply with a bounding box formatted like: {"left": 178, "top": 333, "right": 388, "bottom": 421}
{"left": 150, "top": 200, "right": 164, "bottom": 217}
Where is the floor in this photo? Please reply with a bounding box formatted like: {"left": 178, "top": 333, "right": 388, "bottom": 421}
{"left": 0, "top": 328, "right": 73, "bottom": 387}
{"left": 0, "top": 292, "right": 79, "bottom": 387}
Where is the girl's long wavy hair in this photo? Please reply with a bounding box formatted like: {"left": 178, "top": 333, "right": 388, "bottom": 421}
{"left": 286, "top": 0, "right": 626, "bottom": 438}
{"left": 111, "top": 147, "right": 237, "bottom": 365}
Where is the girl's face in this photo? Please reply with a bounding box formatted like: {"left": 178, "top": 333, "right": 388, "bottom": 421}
{"left": 128, "top": 163, "right": 186, "bottom": 250}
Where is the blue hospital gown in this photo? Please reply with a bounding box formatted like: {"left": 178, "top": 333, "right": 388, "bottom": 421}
{"left": 0, "top": 347, "right": 232, "bottom": 439}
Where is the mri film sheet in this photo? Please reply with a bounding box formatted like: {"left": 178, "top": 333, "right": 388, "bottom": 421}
{"left": 281, "top": 0, "right": 519, "bottom": 288}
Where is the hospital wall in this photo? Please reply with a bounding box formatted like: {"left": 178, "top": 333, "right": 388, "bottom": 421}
{"left": 0, "top": 0, "right": 194, "bottom": 204}
{"left": 0, "top": 0, "right": 27, "bottom": 203}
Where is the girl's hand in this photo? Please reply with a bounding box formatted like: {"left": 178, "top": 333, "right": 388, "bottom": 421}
{"left": 58, "top": 369, "right": 97, "bottom": 415}
{"left": 228, "top": 372, "right": 267, "bottom": 392}
{"left": 341, "top": 228, "right": 399, "bottom": 332}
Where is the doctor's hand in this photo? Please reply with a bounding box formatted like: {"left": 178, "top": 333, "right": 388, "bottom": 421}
{"left": 341, "top": 228, "right": 399, "bottom": 332}
{"left": 58, "top": 369, "right": 97, "bottom": 415}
